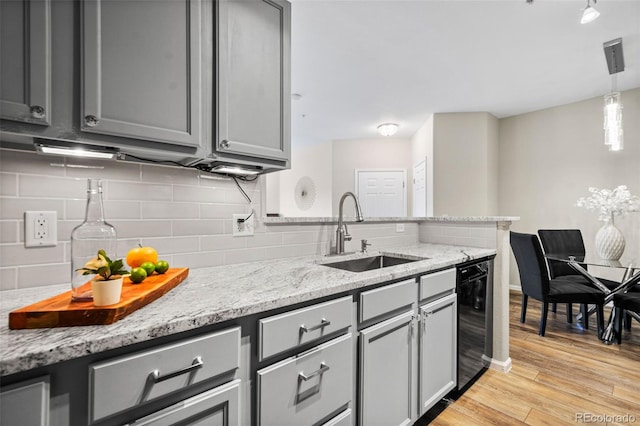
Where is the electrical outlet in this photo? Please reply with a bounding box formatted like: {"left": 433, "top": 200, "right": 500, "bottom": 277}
{"left": 25, "top": 211, "right": 58, "bottom": 247}
{"left": 396, "top": 223, "right": 405, "bottom": 233}
{"left": 233, "top": 213, "right": 254, "bottom": 237}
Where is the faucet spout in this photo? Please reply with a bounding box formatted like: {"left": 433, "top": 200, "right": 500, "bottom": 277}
{"left": 335, "top": 192, "right": 364, "bottom": 254}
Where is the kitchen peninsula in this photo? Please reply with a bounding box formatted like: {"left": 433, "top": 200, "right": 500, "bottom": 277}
{"left": 0, "top": 215, "right": 517, "bottom": 425}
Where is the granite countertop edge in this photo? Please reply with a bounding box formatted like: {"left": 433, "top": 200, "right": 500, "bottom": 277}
{"left": 0, "top": 243, "right": 496, "bottom": 376}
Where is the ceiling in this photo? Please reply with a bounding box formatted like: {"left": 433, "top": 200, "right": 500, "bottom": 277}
{"left": 290, "top": 0, "right": 640, "bottom": 146}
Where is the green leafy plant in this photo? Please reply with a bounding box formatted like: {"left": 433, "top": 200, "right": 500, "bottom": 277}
{"left": 77, "top": 250, "right": 129, "bottom": 281}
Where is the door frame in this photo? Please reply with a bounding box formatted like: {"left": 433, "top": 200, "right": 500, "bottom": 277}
{"left": 354, "top": 168, "right": 407, "bottom": 217}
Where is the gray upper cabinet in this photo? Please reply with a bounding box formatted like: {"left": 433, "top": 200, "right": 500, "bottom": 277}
{"left": 0, "top": 0, "right": 51, "bottom": 126}
{"left": 81, "top": 0, "right": 202, "bottom": 147}
{"left": 215, "top": 0, "right": 291, "bottom": 165}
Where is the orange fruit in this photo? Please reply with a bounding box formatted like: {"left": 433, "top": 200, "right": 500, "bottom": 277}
{"left": 126, "top": 245, "right": 158, "bottom": 268}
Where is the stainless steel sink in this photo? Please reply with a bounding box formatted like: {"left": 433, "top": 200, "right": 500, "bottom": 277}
{"left": 322, "top": 255, "right": 425, "bottom": 273}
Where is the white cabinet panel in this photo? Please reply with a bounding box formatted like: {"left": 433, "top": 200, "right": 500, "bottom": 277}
{"left": 0, "top": 375, "right": 50, "bottom": 426}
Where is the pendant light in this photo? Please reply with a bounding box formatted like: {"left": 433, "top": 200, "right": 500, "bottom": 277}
{"left": 580, "top": 0, "right": 600, "bottom": 24}
{"left": 603, "top": 38, "right": 624, "bottom": 151}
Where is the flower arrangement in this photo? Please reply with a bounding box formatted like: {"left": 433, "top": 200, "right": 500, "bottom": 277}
{"left": 576, "top": 185, "right": 640, "bottom": 222}
{"left": 77, "top": 250, "right": 129, "bottom": 281}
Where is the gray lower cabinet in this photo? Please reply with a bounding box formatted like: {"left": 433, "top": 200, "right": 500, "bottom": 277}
{"left": 0, "top": 0, "right": 51, "bottom": 126}
{"left": 81, "top": 0, "right": 202, "bottom": 147}
{"left": 215, "top": 0, "right": 291, "bottom": 165}
{"left": 256, "top": 333, "right": 354, "bottom": 426}
{"left": 418, "top": 293, "right": 457, "bottom": 415}
{"left": 0, "top": 375, "right": 50, "bottom": 426}
{"left": 359, "top": 310, "right": 415, "bottom": 426}
{"left": 128, "top": 379, "right": 241, "bottom": 426}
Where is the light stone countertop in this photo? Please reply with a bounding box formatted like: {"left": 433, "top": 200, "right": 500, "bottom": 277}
{"left": 0, "top": 243, "right": 495, "bottom": 377}
{"left": 263, "top": 216, "right": 519, "bottom": 224}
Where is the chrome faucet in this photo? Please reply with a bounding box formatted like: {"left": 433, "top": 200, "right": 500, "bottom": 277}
{"left": 335, "top": 192, "right": 364, "bottom": 254}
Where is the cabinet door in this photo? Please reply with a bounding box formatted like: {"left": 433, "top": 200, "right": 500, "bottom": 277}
{"left": 359, "top": 310, "right": 415, "bottom": 426}
{"left": 419, "top": 293, "right": 457, "bottom": 415}
{"left": 129, "top": 380, "right": 241, "bottom": 426}
{"left": 216, "top": 0, "right": 291, "bottom": 163}
{"left": 0, "top": 375, "right": 50, "bottom": 426}
{"left": 82, "top": 0, "right": 202, "bottom": 147}
{"left": 0, "top": 0, "right": 51, "bottom": 125}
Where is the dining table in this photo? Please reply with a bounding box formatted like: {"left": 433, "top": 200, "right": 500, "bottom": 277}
{"left": 544, "top": 254, "right": 640, "bottom": 344}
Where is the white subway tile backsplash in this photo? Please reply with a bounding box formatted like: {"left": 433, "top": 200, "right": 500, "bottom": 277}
{"left": 112, "top": 220, "right": 173, "bottom": 238}
{"left": 201, "top": 235, "right": 247, "bottom": 251}
{"left": 224, "top": 247, "right": 267, "bottom": 265}
{"left": 0, "top": 268, "right": 17, "bottom": 290}
{"left": 173, "top": 219, "right": 224, "bottom": 236}
{"left": 172, "top": 251, "right": 225, "bottom": 269}
{"left": 65, "top": 159, "right": 141, "bottom": 181}
{"left": 141, "top": 164, "right": 199, "bottom": 184}
{"left": 0, "top": 197, "right": 65, "bottom": 220}
{"left": 0, "top": 173, "right": 17, "bottom": 196}
{"left": 173, "top": 184, "right": 225, "bottom": 203}
{"left": 18, "top": 263, "right": 69, "bottom": 288}
{"left": 107, "top": 181, "right": 173, "bottom": 201}
{"left": 200, "top": 203, "right": 244, "bottom": 219}
{"left": 0, "top": 244, "right": 66, "bottom": 267}
{"left": 19, "top": 175, "right": 86, "bottom": 199}
{"left": 0, "top": 221, "right": 18, "bottom": 243}
{"left": 249, "top": 232, "right": 283, "bottom": 248}
{"left": 0, "top": 149, "right": 67, "bottom": 176}
{"left": 142, "top": 202, "right": 200, "bottom": 219}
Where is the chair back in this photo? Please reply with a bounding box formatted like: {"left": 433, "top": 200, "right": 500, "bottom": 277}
{"left": 538, "top": 229, "right": 586, "bottom": 278}
{"left": 510, "top": 232, "right": 550, "bottom": 300}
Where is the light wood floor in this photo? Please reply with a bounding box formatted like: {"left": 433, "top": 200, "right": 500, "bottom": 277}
{"left": 432, "top": 290, "right": 640, "bottom": 425}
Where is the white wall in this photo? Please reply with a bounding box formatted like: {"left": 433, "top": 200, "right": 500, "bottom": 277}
{"left": 331, "top": 137, "right": 413, "bottom": 216}
{"left": 433, "top": 112, "right": 499, "bottom": 216}
{"left": 499, "top": 87, "right": 640, "bottom": 287}
{"left": 411, "top": 115, "right": 434, "bottom": 216}
{"left": 274, "top": 141, "right": 333, "bottom": 217}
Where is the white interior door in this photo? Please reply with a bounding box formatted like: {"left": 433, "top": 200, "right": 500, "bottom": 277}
{"left": 413, "top": 159, "right": 426, "bottom": 217}
{"left": 355, "top": 169, "right": 406, "bottom": 217}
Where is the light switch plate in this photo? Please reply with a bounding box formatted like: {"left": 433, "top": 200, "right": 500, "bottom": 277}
{"left": 396, "top": 223, "right": 405, "bottom": 233}
{"left": 25, "top": 211, "right": 58, "bottom": 247}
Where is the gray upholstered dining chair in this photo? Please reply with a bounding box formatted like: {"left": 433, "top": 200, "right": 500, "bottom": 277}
{"left": 510, "top": 232, "right": 605, "bottom": 337}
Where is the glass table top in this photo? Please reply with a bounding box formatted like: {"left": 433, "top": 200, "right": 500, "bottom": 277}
{"left": 544, "top": 254, "right": 638, "bottom": 270}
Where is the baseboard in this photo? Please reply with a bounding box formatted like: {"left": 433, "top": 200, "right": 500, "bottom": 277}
{"left": 485, "top": 355, "right": 512, "bottom": 373}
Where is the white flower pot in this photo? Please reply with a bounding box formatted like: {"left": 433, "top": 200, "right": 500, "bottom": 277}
{"left": 91, "top": 277, "right": 123, "bottom": 306}
{"left": 595, "top": 222, "right": 625, "bottom": 261}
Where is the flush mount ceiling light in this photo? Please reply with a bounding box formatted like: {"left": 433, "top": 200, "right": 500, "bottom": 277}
{"left": 580, "top": 0, "right": 600, "bottom": 24}
{"left": 377, "top": 123, "right": 399, "bottom": 137}
{"left": 34, "top": 141, "right": 119, "bottom": 160}
{"left": 603, "top": 38, "right": 625, "bottom": 151}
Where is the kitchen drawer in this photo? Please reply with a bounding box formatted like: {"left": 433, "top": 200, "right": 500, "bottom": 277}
{"left": 0, "top": 375, "right": 49, "bottom": 426}
{"left": 128, "top": 380, "right": 241, "bottom": 426}
{"left": 324, "top": 408, "right": 352, "bottom": 426}
{"left": 419, "top": 268, "right": 456, "bottom": 301}
{"left": 258, "top": 296, "right": 352, "bottom": 360}
{"left": 89, "top": 327, "right": 241, "bottom": 423}
{"left": 359, "top": 278, "right": 416, "bottom": 323}
{"left": 257, "top": 333, "right": 353, "bottom": 426}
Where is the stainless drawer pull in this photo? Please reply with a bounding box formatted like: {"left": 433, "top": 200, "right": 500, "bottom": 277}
{"left": 299, "top": 318, "right": 331, "bottom": 333}
{"left": 149, "top": 356, "right": 204, "bottom": 383}
{"left": 298, "top": 362, "right": 330, "bottom": 381}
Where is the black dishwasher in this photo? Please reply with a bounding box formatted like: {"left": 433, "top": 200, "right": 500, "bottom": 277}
{"left": 456, "top": 258, "right": 492, "bottom": 393}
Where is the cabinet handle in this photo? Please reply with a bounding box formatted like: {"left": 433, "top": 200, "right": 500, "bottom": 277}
{"left": 30, "top": 105, "right": 45, "bottom": 119}
{"left": 219, "top": 140, "right": 230, "bottom": 149}
{"left": 84, "top": 115, "right": 100, "bottom": 127}
{"left": 299, "top": 318, "right": 331, "bottom": 333}
{"left": 298, "top": 362, "right": 330, "bottom": 381}
{"left": 148, "top": 356, "right": 204, "bottom": 383}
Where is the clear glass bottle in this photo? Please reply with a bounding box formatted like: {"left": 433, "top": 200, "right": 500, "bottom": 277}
{"left": 70, "top": 179, "right": 117, "bottom": 301}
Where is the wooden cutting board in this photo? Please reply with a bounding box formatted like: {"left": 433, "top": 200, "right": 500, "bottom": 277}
{"left": 9, "top": 268, "right": 189, "bottom": 329}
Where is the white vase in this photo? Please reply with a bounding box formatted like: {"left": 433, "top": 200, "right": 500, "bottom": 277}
{"left": 91, "top": 277, "right": 123, "bottom": 306}
{"left": 595, "top": 218, "right": 625, "bottom": 261}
